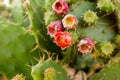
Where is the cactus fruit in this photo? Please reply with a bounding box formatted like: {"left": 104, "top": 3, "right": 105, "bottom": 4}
{"left": 97, "top": 0, "right": 115, "bottom": 12}
{"left": 83, "top": 10, "right": 98, "bottom": 26}
{"left": 96, "top": 42, "right": 115, "bottom": 56}
{"left": 31, "top": 59, "right": 68, "bottom": 80}
{"left": 11, "top": 74, "right": 25, "bottom": 80}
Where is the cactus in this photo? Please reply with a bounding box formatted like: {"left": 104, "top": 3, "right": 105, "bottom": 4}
{"left": 0, "top": 22, "right": 38, "bottom": 79}
{"left": 31, "top": 59, "right": 68, "bottom": 80}
{"left": 89, "top": 52, "right": 120, "bottom": 80}
{"left": 24, "top": 0, "right": 120, "bottom": 79}
{"left": 1, "top": 0, "right": 120, "bottom": 80}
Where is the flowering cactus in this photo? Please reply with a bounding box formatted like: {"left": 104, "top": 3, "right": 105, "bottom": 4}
{"left": 62, "top": 14, "right": 78, "bottom": 30}
{"left": 47, "top": 20, "right": 64, "bottom": 38}
{"left": 54, "top": 31, "right": 73, "bottom": 49}
{"left": 52, "top": 0, "right": 68, "bottom": 16}
{"left": 1, "top": 0, "right": 120, "bottom": 80}
{"left": 77, "top": 37, "right": 94, "bottom": 54}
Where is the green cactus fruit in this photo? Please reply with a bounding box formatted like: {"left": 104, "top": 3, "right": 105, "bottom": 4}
{"left": 11, "top": 74, "right": 25, "bottom": 80}
{"left": 97, "top": 0, "right": 115, "bottom": 12}
{"left": 83, "top": 10, "right": 98, "bottom": 26}
{"left": 96, "top": 42, "right": 115, "bottom": 56}
{"left": 43, "top": 68, "right": 56, "bottom": 80}
{"left": 31, "top": 59, "right": 68, "bottom": 80}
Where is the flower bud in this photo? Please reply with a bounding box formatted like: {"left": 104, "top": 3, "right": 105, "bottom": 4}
{"left": 77, "top": 37, "right": 94, "bottom": 54}
{"left": 52, "top": 0, "right": 68, "bottom": 16}
{"left": 47, "top": 20, "right": 64, "bottom": 38}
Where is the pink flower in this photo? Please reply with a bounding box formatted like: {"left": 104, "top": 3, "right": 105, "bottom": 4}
{"left": 77, "top": 37, "right": 94, "bottom": 54}
{"left": 62, "top": 14, "right": 78, "bottom": 30}
{"left": 46, "top": 20, "right": 64, "bottom": 38}
{"left": 54, "top": 32, "right": 73, "bottom": 49}
{"left": 52, "top": 0, "right": 68, "bottom": 16}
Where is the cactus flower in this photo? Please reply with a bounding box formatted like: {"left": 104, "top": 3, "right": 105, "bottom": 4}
{"left": 52, "top": 0, "right": 68, "bottom": 16}
{"left": 77, "top": 37, "right": 94, "bottom": 54}
{"left": 47, "top": 20, "right": 64, "bottom": 38}
{"left": 54, "top": 32, "right": 73, "bottom": 49}
{"left": 62, "top": 14, "right": 78, "bottom": 30}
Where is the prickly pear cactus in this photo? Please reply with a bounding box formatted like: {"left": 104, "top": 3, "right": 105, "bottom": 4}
{"left": 90, "top": 52, "right": 120, "bottom": 80}
{"left": 1, "top": 0, "right": 120, "bottom": 79}
{"left": 22, "top": 0, "right": 120, "bottom": 79}
{"left": 0, "top": 22, "right": 37, "bottom": 80}
{"left": 31, "top": 58, "right": 68, "bottom": 80}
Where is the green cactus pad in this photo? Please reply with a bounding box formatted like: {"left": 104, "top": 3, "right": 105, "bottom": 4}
{"left": 31, "top": 59, "right": 68, "bottom": 80}
{"left": 90, "top": 52, "right": 120, "bottom": 80}
{"left": 69, "top": 1, "right": 116, "bottom": 42}
{"left": 26, "top": 0, "right": 61, "bottom": 54}
{"left": 0, "top": 22, "right": 36, "bottom": 79}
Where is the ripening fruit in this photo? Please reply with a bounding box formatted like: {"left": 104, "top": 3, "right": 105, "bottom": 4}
{"left": 54, "top": 31, "right": 73, "bottom": 49}
{"left": 52, "top": 0, "right": 68, "bottom": 16}
{"left": 62, "top": 14, "right": 78, "bottom": 30}
{"left": 83, "top": 10, "right": 98, "bottom": 26}
{"left": 77, "top": 37, "right": 94, "bottom": 54}
{"left": 97, "top": 0, "right": 115, "bottom": 12}
{"left": 96, "top": 42, "right": 115, "bottom": 56}
{"left": 46, "top": 20, "right": 64, "bottom": 38}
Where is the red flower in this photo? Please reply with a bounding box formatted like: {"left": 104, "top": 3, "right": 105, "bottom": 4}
{"left": 77, "top": 37, "right": 94, "bottom": 54}
{"left": 52, "top": 0, "right": 68, "bottom": 16}
{"left": 46, "top": 20, "right": 63, "bottom": 38}
{"left": 54, "top": 32, "right": 73, "bottom": 49}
